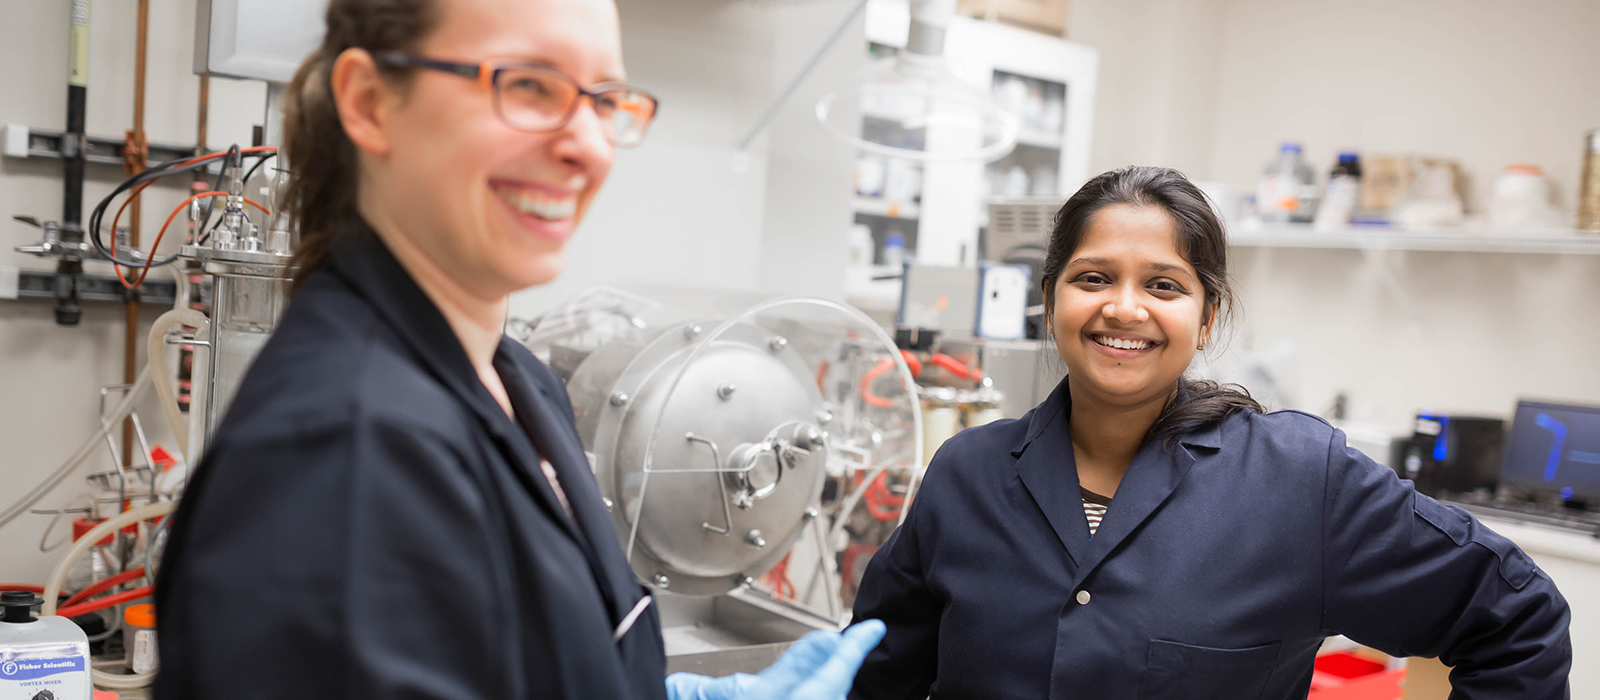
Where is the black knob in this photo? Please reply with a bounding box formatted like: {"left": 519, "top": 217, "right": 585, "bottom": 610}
{"left": 1, "top": 590, "right": 42, "bottom": 623}
{"left": 54, "top": 302, "right": 82, "bottom": 327}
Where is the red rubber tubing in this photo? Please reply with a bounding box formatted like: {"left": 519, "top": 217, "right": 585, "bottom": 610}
{"left": 60, "top": 567, "right": 147, "bottom": 609}
{"left": 55, "top": 585, "right": 153, "bottom": 619}
{"left": 0, "top": 584, "right": 46, "bottom": 594}
{"left": 860, "top": 357, "right": 896, "bottom": 408}
{"left": 928, "top": 353, "right": 982, "bottom": 381}
{"left": 864, "top": 471, "right": 907, "bottom": 521}
{"left": 898, "top": 350, "right": 923, "bottom": 377}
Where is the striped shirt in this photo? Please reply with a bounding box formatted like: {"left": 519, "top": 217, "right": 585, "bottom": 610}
{"left": 1082, "top": 487, "right": 1111, "bottom": 537}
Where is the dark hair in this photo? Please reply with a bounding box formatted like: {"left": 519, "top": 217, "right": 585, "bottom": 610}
{"left": 1040, "top": 165, "right": 1262, "bottom": 446}
{"left": 282, "top": 0, "right": 439, "bottom": 290}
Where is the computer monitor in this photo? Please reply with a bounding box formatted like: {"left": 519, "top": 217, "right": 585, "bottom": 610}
{"left": 1501, "top": 400, "right": 1600, "bottom": 503}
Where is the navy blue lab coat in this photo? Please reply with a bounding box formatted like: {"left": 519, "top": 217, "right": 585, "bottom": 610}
{"left": 851, "top": 380, "right": 1571, "bottom": 699}
{"left": 154, "top": 224, "right": 668, "bottom": 699}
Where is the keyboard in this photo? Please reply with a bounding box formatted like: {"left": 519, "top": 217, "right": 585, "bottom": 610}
{"left": 1446, "top": 500, "right": 1600, "bottom": 537}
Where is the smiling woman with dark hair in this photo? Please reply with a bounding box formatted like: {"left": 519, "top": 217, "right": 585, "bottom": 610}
{"left": 848, "top": 165, "right": 1571, "bottom": 699}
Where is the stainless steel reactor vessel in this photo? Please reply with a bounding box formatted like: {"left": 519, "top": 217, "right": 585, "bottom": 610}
{"left": 516, "top": 287, "right": 923, "bottom": 675}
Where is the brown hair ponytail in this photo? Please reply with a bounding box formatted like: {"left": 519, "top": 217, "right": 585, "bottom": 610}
{"left": 282, "top": 0, "right": 439, "bottom": 290}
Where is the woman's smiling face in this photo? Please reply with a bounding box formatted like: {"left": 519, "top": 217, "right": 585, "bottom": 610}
{"left": 1049, "top": 204, "right": 1213, "bottom": 408}
{"left": 345, "top": 0, "right": 626, "bottom": 299}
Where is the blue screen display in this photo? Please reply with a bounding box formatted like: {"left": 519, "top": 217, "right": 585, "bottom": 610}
{"left": 1502, "top": 401, "right": 1600, "bottom": 501}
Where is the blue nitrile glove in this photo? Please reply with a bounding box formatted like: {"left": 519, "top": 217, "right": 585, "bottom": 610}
{"left": 665, "top": 619, "right": 887, "bottom": 700}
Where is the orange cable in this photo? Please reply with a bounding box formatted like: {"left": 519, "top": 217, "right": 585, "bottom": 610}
{"left": 109, "top": 146, "right": 276, "bottom": 289}
{"left": 124, "top": 192, "right": 269, "bottom": 289}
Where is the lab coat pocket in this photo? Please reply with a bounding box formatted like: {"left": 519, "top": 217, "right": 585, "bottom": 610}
{"left": 1136, "top": 639, "right": 1282, "bottom": 700}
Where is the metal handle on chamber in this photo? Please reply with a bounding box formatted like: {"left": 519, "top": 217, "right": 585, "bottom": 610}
{"left": 687, "top": 433, "right": 735, "bottom": 536}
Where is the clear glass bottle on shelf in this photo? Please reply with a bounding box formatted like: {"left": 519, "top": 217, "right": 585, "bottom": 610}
{"left": 1257, "top": 142, "right": 1316, "bottom": 223}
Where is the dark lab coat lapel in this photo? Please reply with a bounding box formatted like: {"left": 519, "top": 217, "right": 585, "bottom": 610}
{"left": 496, "top": 347, "right": 642, "bottom": 623}
{"left": 1013, "top": 395, "right": 1088, "bottom": 568}
{"left": 1010, "top": 380, "right": 1223, "bottom": 585}
{"left": 331, "top": 230, "right": 584, "bottom": 546}
{"left": 1074, "top": 427, "right": 1217, "bottom": 591}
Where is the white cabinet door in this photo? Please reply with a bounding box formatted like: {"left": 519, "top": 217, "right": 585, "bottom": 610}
{"left": 858, "top": 0, "right": 1097, "bottom": 267}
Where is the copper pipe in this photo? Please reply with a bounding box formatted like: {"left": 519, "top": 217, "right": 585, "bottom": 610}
{"left": 197, "top": 75, "right": 210, "bottom": 152}
{"left": 121, "top": 0, "right": 150, "bottom": 469}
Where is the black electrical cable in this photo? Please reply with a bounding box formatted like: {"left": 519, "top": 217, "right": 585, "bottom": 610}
{"left": 193, "top": 173, "right": 228, "bottom": 244}
{"left": 88, "top": 150, "right": 224, "bottom": 265}
{"left": 198, "top": 148, "right": 275, "bottom": 245}
{"left": 200, "top": 146, "right": 265, "bottom": 244}
{"left": 88, "top": 146, "right": 272, "bottom": 268}
{"left": 89, "top": 146, "right": 243, "bottom": 264}
{"left": 88, "top": 158, "right": 219, "bottom": 268}
{"left": 241, "top": 152, "right": 276, "bottom": 189}
{"left": 194, "top": 151, "right": 236, "bottom": 245}
{"left": 88, "top": 165, "right": 213, "bottom": 267}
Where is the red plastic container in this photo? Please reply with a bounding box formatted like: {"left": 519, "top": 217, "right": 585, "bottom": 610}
{"left": 1307, "top": 651, "right": 1406, "bottom": 700}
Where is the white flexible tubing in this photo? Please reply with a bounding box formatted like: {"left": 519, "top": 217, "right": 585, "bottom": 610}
{"left": 169, "top": 265, "right": 192, "bottom": 409}
{"left": 42, "top": 500, "right": 174, "bottom": 690}
{"left": 147, "top": 309, "right": 210, "bottom": 464}
{"left": 41, "top": 501, "right": 173, "bottom": 612}
{"left": 0, "top": 367, "right": 152, "bottom": 530}
{"left": 0, "top": 265, "right": 190, "bottom": 531}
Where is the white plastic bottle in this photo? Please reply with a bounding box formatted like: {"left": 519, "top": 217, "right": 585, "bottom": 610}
{"left": 882, "top": 231, "right": 907, "bottom": 270}
{"left": 1490, "top": 164, "right": 1555, "bottom": 229}
{"left": 0, "top": 592, "right": 92, "bottom": 700}
{"left": 124, "top": 604, "right": 158, "bottom": 675}
{"left": 1257, "top": 142, "right": 1316, "bottom": 223}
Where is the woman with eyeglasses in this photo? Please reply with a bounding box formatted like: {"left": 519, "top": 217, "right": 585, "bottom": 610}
{"left": 152, "top": 0, "right": 882, "bottom": 698}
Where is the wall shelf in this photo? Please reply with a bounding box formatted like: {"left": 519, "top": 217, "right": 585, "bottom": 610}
{"left": 1014, "top": 129, "right": 1063, "bottom": 150}
{"left": 1228, "top": 223, "right": 1600, "bottom": 256}
{"left": 854, "top": 197, "right": 920, "bottom": 219}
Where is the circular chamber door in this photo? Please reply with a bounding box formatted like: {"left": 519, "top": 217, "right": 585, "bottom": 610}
{"left": 581, "top": 320, "right": 828, "bottom": 596}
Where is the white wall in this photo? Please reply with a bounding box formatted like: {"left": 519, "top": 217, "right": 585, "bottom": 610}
{"left": 1069, "top": 0, "right": 1226, "bottom": 179}
{"left": 755, "top": 1, "right": 863, "bottom": 299}
{"left": 1211, "top": 0, "right": 1600, "bottom": 428}
{"left": 1210, "top": 0, "right": 1600, "bottom": 214}
{"left": 1227, "top": 247, "right": 1600, "bottom": 428}
{"left": 1075, "top": 0, "right": 1600, "bottom": 210}
{"left": 509, "top": 0, "right": 864, "bottom": 317}
{"left": 1, "top": 0, "right": 862, "bottom": 584}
